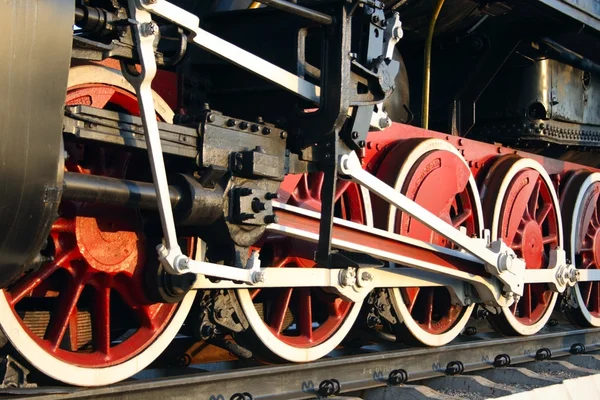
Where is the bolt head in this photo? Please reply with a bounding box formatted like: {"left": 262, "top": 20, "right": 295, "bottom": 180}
{"left": 252, "top": 271, "right": 265, "bottom": 283}
{"left": 379, "top": 117, "right": 391, "bottom": 128}
{"left": 140, "top": 22, "right": 159, "bottom": 37}
{"left": 361, "top": 271, "right": 372, "bottom": 281}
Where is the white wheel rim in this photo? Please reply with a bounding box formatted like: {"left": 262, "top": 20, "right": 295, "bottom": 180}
{"left": 0, "top": 65, "right": 192, "bottom": 386}
{"left": 570, "top": 173, "right": 600, "bottom": 327}
{"left": 237, "top": 180, "right": 371, "bottom": 362}
{"left": 385, "top": 139, "right": 480, "bottom": 346}
{"left": 489, "top": 158, "right": 561, "bottom": 335}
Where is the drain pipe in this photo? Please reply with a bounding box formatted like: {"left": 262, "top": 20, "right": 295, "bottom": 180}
{"left": 421, "top": 0, "right": 446, "bottom": 129}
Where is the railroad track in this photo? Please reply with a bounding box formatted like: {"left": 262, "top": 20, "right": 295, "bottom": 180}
{"left": 3, "top": 321, "right": 600, "bottom": 400}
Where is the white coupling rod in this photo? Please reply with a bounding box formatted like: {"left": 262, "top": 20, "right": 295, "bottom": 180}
{"left": 339, "top": 152, "right": 525, "bottom": 296}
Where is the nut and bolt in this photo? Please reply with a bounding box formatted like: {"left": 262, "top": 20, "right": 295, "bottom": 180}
{"left": 361, "top": 271, "right": 373, "bottom": 281}
{"left": 252, "top": 198, "right": 267, "bottom": 213}
{"left": 264, "top": 192, "right": 279, "bottom": 200}
{"left": 379, "top": 117, "right": 391, "bottom": 128}
{"left": 140, "top": 22, "right": 159, "bottom": 37}
{"left": 262, "top": 127, "right": 271, "bottom": 135}
{"left": 264, "top": 215, "right": 279, "bottom": 224}
{"left": 176, "top": 256, "right": 189, "bottom": 270}
{"left": 239, "top": 121, "right": 249, "bottom": 130}
{"left": 280, "top": 131, "right": 288, "bottom": 139}
{"left": 250, "top": 124, "right": 259, "bottom": 132}
{"left": 226, "top": 118, "right": 236, "bottom": 127}
{"left": 252, "top": 271, "right": 265, "bottom": 283}
{"left": 351, "top": 131, "right": 359, "bottom": 139}
{"left": 206, "top": 113, "right": 215, "bottom": 123}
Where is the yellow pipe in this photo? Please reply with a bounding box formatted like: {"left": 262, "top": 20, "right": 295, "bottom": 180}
{"left": 248, "top": 1, "right": 262, "bottom": 8}
{"left": 421, "top": 0, "right": 446, "bottom": 130}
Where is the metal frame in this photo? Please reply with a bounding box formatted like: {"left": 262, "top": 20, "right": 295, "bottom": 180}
{"left": 123, "top": 0, "right": 580, "bottom": 309}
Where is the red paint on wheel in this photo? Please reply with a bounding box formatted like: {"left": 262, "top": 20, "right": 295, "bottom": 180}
{"left": 378, "top": 142, "right": 478, "bottom": 335}
{"left": 4, "top": 83, "right": 179, "bottom": 368}
{"left": 575, "top": 182, "right": 600, "bottom": 318}
{"left": 249, "top": 173, "right": 362, "bottom": 348}
{"left": 498, "top": 167, "right": 558, "bottom": 325}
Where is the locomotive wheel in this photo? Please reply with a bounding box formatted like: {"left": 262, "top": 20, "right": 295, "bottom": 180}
{"left": 236, "top": 173, "right": 371, "bottom": 362}
{"left": 561, "top": 171, "right": 600, "bottom": 327}
{"left": 376, "top": 139, "right": 482, "bottom": 346}
{"left": 0, "top": 65, "right": 194, "bottom": 386}
{"left": 483, "top": 156, "right": 561, "bottom": 335}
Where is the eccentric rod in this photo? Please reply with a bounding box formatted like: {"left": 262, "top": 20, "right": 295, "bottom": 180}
{"left": 250, "top": 0, "right": 332, "bottom": 25}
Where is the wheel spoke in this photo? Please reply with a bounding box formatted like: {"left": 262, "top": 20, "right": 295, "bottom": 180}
{"left": 8, "top": 251, "right": 74, "bottom": 305}
{"left": 403, "top": 287, "right": 420, "bottom": 313}
{"left": 542, "top": 234, "right": 558, "bottom": 245}
{"left": 45, "top": 273, "right": 86, "bottom": 350}
{"left": 522, "top": 285, "right": 532, "bottom": 320}
{"left": 328, "top": 298, "right": 345, "bottom": 318}
{"left": 527, "top": 179, "right": 541, "bottom": 218}
{"left": 268, "top": 288, "right": 293, "bottom": 334}
{"left": 297, "top": 289, "right": 313, "bottom": 341}
{"left": 536, "top": 203, "right": 552, "bottom": 225}
{"left": 51, "top": 218, "right": 75, "bottom": 233}
{"left": 593, "top": 283, "right": 600, "bottom": 313}
{"left": 584, "top": 282, "right": 593, "bottom": 306}
{"left": 92, "top": 286, "right": 111, "bottom": 355}
{"left": 451, "top": 209, "right": 473, "bottom": 229}
{"left": 425, "top": 289, "right": 434, "bottom": 328}
{"left": 333, "top": 180, "right": 352, "bottom": 203}
{"left": 309, "top": 173, "right": 325, "bottom": 201}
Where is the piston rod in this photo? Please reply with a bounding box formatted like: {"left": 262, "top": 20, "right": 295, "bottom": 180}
{"left": 62, "top": 171, "right": 182, "bottom": 209}
{"left": 62, "top": 172, "right": 224, "bottom": 226}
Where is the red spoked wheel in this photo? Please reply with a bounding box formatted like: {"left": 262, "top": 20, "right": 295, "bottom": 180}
{"left": 236, "top": 173, "right": 371, "bottom": 361}
{"left": 483, "top": 156, "right": 561, "bottom": 335}
{"left": 0, "top": 65, "right": 194, "bottom": 386}
{"left": 561, "top": 171, "right": 600, "bottom": 327}
{"left": 375, "top": 139, "right": 482, "bottom": 346}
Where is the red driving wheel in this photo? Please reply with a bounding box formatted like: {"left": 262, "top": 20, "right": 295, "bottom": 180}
{"left": 375, "top": 139, "right": 482, "bottom": 346}
{"left": 561, "top": 171, "right": 600, "bottom": 327}
{"left": 0, "top": 65, "right": 194, "bottom": 386}
{"left": 236, "top": 173, "right": 370, "bottom": 361}
{"left": 483, "top": 156, "right": 561, "bottom": 335}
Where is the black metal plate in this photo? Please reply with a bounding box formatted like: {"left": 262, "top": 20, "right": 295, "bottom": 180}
{"left": 0, "top": 0, "right": 74, "bottom": 287}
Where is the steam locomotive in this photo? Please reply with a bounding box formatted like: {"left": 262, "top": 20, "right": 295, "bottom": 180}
{"left": 1, "top": 0, "right": 600, "bottom": 387}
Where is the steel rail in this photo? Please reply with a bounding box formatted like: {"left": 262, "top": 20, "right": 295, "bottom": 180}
{"left": 8, "top": 326, "right": 600, "bottom": 400}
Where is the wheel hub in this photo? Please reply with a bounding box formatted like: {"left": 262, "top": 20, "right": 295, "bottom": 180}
{"left": 520, "top": 221, "right": 543, "bottom": 269}
{"left": 75, "top": 204, "right": 142, "bottom": 275}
